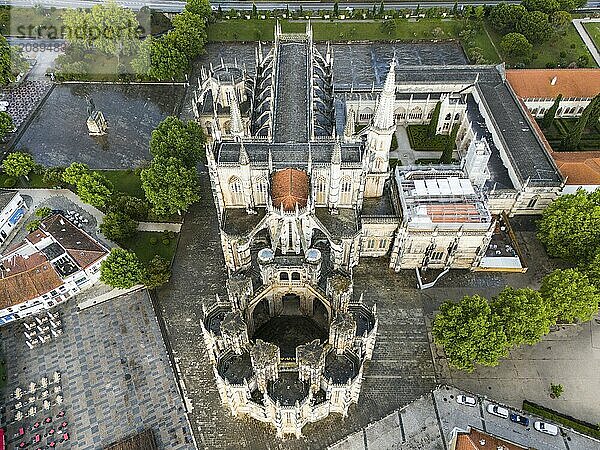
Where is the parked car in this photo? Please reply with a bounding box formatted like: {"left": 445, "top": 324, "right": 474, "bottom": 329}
{"left": 510, "top": 413, "right": 530, "bottom": 426}
{"left": 456, "top": 395, "right": 477, "bottom": 407}
{"left": 534, "top": 421, "right": 559, "bottom": 436}
{"left": 487, "top": 404, "right": 509, "bottom": 418}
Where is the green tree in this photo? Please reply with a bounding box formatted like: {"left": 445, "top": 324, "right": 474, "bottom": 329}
{"left": 76, "top": 172, "right": 113, "bottom": 208}
{"left": 542, "top": 94, "right": 562, "bottom": 129}
{"left": 141, "top": 156, "right": 200, "bottom": 216}
{"left": 500, "top": 32, "right": 533, "bottom": 56}
{"left": 0, "top": 111, "right": 14, "bottom": 139}
{"left": 26, "top": 220, "right": 41, "bottom": 232}
{"left": 540, "top": 268, "right": 600, "bottom": 323}
{"left": 62, "top": 0, "right": 141, "bottom": 58}
{"left": 439, "top": 123, "right": 459, "bottom": 164}
{"left": 0, "top": 35, "right": 28, "bottom": 86}
{"left": 379, "top": 1, "right": 385, "bottom": 16}
{"left": 3, "top": 152, "right": 35, "bottom": 180}
{"left": 62, "top": 162, "right": 90, "bottom": 185}
{"left": 557, "top": 0, "right": 577, "bottom": 10}
{"left": 143, "top": 255, "right": 172, "bottom": 288}
{"left": 432, "top": 295, "right": 509, "bottom": 372}
{"left": 428, "top": 101, "right": 442, "bottom": 137}
{"left": 492, "top": 287, "right": 554, "bottom": 346}
{"left": 109, "top": 194, "right": 149, "bottom": 221}
{"left": 100, "top": 248, "right": 144, "bottom": 288}
{"left": 150, "top": 116, "right": 206, "bottom": 166}
{"left": 185, "top": 0, "right": 212, "bottom": 18}
{"left": 35, "top": 207, "right": 52, "bottom": 218}
{"left": 132, "top": 36, "right": 189, "bottom": 81}
{"left": 549, "top": 10, "right": 572, "bottom": 33}
{"left": 169, "top": 10, "right": 207, "bottom": 59}
{"left": 333, "top": 1, "right": 339, "bottom": 16}
{"left": 489, "top": 3, "right": 527, "bottom": 33}
{"left": 584, "top": 250, "right": 600, "bottom": 290}
{"left": 99, "top": 211, "right": 138, "bottom": 242}
{"left": 517, "top": 11, "right": 553, "bottom": 44}
{"left": 561, "top": 94, "right": 600, "bottom": 150}
{"left": 550, "top": 383, "right": 564, "bottom": 398}
{"left": 523, "top": 0, "right": 560, "bottom": 13}
{"left": 252, "top": 3, "right": 258, "bottom": 18}
{"left": 537, "top": 189, "right": 600, "bottom": 262}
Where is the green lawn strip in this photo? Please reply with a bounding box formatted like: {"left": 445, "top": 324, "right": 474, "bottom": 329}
{"left": 522, "top": 400, "right": 600, "bottom": 440}
{"left": 96, "top": 170, "right": 145, "bottom": 199}
{"left": 0, "top": 172, "right": 55, "bottom": 188}
{"left": 486, "top": 21, "right": 596, "bottom": 68}
{"left": 407, "top": 125, "right": 452, "bottom": 151}
{"left": 209, "top": 18, "right": 468, "bottom": 43}
{"left": 120, "top": 231, "right": 178, "bottom": 264}
{"left": 583, "top": 22, "right": 600, "bottom": 52}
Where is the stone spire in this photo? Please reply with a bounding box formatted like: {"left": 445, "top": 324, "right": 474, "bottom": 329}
{"left": 372, "top": 59, "right": 396, "bottom": 131}
{"left": 230, "top": 92, "right": 244, "bottom": 139}
{"left": 344, "top": 107, "right": 355, "bottom": 138}
{"left": 239, "top": 142, "right": 249, "bottom": 166}
{"left": 331, "top": 139, "right": 342, "bottom": 165}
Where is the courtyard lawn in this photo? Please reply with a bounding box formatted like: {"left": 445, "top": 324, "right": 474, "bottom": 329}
{"left": 407, "top": 125, "right": 453, "bottom": 151}
{"left": 97, "top": 170, "right": 144, "bottom": 199}
{"left": 583, "top": 21, "right": 600, "bottom": 52}
{"left": 538, "top": 118, "right": 600, "bottom": 151}
{"left": 121, "top": 231, "right": 178, "bottom": 264}
{"left": 0, "top": 172, "right": 56, "bottom": 189}
{"left": 486, "top": 22, "right": 596, "bottom": 68}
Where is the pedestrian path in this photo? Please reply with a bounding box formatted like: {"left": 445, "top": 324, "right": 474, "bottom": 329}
{"left": 573, "top": 18, "right": 600, "bottom": 67}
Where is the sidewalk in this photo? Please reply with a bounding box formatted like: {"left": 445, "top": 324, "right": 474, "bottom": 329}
{"left": 573, "top": 18, "right": 600, "bottom": 67}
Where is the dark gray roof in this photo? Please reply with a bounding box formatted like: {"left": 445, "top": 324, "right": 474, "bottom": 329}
{"left": 222, "top": 208, "right": 266, "bottom": 237}
{"left": 216, "top": 141, "right": 362, "bottom": 166}
{"left": 0, "top": 189, "right": 17, "bottom": 211}
{"left": 315, "top": 208, "right": 359, "bottom": 239}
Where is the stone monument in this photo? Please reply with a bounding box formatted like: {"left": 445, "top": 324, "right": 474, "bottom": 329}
{"left": 86, "top": 96, "right": 108, "bottom": 136}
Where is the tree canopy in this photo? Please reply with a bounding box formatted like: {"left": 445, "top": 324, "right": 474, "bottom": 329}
{"left": 3, "top": 151, "right": 35, "bottom": 179}
{"left": 492, "top": 287, "right": 554, "bottom": 346}
{"left": 489, "top": 3, "right": 527, "bottom": 34}
{"left": 432, "top": 295, "right": 509, "bottom": 372}
{"left": 132, "top": 36, "right": 189, "bottom": 81}
{"left": 76, "top": 172, "right": 113, "bottom": 208}
{"left": 0, "top": 35, "right": 28, "bottom": 86}
{"left": 62, "top": 0, "right": 141, "bottom": 57}
{"left": 185, "top": 0, "right": 212, "bottom": 18}
{"left": 537, "top": 189, "right": 600, "bottom": 263}
{"left": 149, "top": 116, "right": 206, "bottom": 166}
{"left": 522, "top": 0, "right": 560, "bottom": 13}
{"left": 517, "top": 11, "right": 553, "bottom": 44}
{"left": 0, "top": 111, "right": 14, "bottom": 139}
{"left": 168, "top": 11, "right": 207, "bottom": 59}
{"left": 542, "top": 94, "right": 562, "bottom": 129}
{"left": 540, "top": 269, "right": 600, "bottom": 323}
{"left": 500, "top": 32, "right": 533, "bottom": 56}
{"left": 142, "top": 255, "right": 172, "bottom": 289}
{"left": 99, "top": 211, "right": 138, "bottom": 242}
{"left": 62, "top": 162, "right": 90, "bottom": 185}
{"left": 100, "top": 248, "right": 144, "bottom": 288}
{"left": 141, "top": 156, "right": 200, "bottom": 216}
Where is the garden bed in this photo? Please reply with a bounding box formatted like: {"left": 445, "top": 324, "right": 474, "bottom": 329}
{"left": 407, "top": 125, "right": 453, "bottom": 151}
{"left": 120, "top": 231, "right": 178, "bottom": 264}
{"left": 539, "top": 118, "right": 600, "bottom": 152}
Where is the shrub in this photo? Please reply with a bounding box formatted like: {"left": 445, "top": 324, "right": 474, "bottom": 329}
{"left": 550, "top": 383, "right": 564, "bottom": 398}
{"left": 3, "top": 177, "right": 16, "bottom": 187}
{"left": 150, "top": 236, "right": 158, "bottom": 245}
{"left": 26, "top": 220, "right": 41, "bottom": 232}
{"left": 162, "top": 238, "right": 170, "bottom": 245}
{"left": 35, "top": 207, "right": 52, "bottom": 218}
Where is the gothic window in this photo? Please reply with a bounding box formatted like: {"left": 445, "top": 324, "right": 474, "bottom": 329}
{"left": 378, "top": 239, "right": 387, "bottom": 249}
{"left": 443, "top": 123, "right": 450, "bottom": 131}
{"left": 226, "top": 91, "right": 232, "bottom": 105}
{"left": 229, "top": 176, "right": 244, "bottom": 205}
{"left": 431, "top": 251, "right": 444, "bottom": 261}
{"left": 291, "top": 272, "right": 301, "bottom": 281}
{"left": 255, "top": 177, "right": 268, "bottom": 204}
{"left": 359, "top": 108, "right": 374, "bottom": 122}
{"left": 395, "top": 107, "right": 406, "bottom": 120}
{"left": 374, "top": 158, "right": 385, "bottom": 171}
{"left": 454, "top": 113, "right": 460, "bottom": 121}
{"left": 527, "top": 196, "right": 538, "bottom": 208}
{"left": 577, "top": 106, "right": 584, "bottom": 114}
{"left": 367, "top": 239, "right": 375, "bottom": 249}
{"left": 280, "top": 272, "right": 289, "bottom": 281}
{"left": 445, "top": 113, "right": 451, "bottom": 120}
{"left": 531, "top": 108, "right": 538, "bottom": 115}
{"left": 340, "top": 176, "right": 352, "bottom": 204}
{"left": 315, "top": 176, "right": 327, "bottom": 204}
{"left": 409, "top": 107, "right": 423, "bottom": 120}
{"left": 539, "top": 108, "right": 546, "bottom": 115}
{"left": 556, "top": 108, "right": 562, "bottom": 116}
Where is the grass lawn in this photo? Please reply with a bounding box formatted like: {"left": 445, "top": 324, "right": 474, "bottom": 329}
{"left": 538, "top": 118, "right": 600, "bottom": 151}
{"left": 97, "top": 170, "right": 144, "bottom": 199}
{"left": 121, "top": 231, "right": 178, "bottom": 264}
{"left": 584, "top": 21, "right": 600, "bottom": 52}
{"left": 0, "top": 172, "right": 55, "bottom": 189}
{"left": 486, "top": 22, "right": 596, "bottom": 68}
{"left": 407, "top": 125, "right": 453, "bottom": 151}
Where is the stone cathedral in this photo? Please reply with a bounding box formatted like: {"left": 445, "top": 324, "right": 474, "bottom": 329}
{"left": 193, "top": 23, "right": 563, "bottom": 437}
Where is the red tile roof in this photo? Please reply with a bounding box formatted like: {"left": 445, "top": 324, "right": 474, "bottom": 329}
{"left": 0, "top": 259, "right": 63, "bottom": 309}
{"left": 271, "top": 168, "right": 309, "bottom": 212}
{"left": 507, "top": 69, "right": 600, "bottom": 99}
{"left": 455, "top": 429, "right": 527, "bottom": 450}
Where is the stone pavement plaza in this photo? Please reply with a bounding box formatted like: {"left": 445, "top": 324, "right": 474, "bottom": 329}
{"left": 0, "top": 290, "right": 193, "bottom": 449}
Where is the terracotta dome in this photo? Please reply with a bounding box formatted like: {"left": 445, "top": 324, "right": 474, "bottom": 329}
{"left": 271, "top": 168, "right": 309, "bottom": 212}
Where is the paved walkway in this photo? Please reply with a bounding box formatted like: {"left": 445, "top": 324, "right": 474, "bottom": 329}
{"left": 573, "top": 18, "right": 600, "bottom": 67}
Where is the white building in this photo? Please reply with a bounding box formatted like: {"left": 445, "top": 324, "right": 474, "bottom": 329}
{"left": 0, "top": 190, "right": 27, "bottom": 246}
{"left": 0, "top": 213, "right": 109, "bottom": 325}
